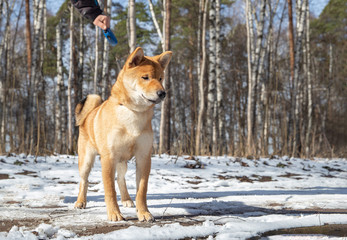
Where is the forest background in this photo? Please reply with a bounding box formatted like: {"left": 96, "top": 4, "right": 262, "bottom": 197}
{"left": 0, "top": 0, "right": 346, "bottom": 158}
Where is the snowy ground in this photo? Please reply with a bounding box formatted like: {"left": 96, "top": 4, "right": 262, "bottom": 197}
{"left": 0, "top": 154, "right": 346, "bottom": 239}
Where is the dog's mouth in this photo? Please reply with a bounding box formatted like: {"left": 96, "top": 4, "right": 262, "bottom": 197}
{"left": 142, "top": 94, "right": 161, "bottom": 104}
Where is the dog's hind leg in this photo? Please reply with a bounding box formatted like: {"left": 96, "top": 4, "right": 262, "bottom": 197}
{"left": 116, "top": 160, "right": 135, "bottom": 208}
{"left": 75, "top": 140, "right": 96, "bottom": 209}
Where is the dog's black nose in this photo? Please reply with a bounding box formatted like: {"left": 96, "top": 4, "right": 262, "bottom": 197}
{"left": 157, "top": 90, "right": 166, "bottom": 100}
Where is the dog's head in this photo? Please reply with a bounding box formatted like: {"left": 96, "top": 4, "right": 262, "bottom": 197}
{"left": 113, "top": 47, "right": 172, "bottom": 111}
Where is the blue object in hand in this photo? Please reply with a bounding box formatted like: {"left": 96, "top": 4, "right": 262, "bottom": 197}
{"left": 103, "top": 28, "right": 118, "bottom": 46}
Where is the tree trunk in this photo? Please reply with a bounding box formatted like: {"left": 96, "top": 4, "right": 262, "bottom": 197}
{"left": 287, "top": 0, "right": 295, "bottom": 83}
{"left": 128, "top": 0, "right": 136, "bottom": 52}
{"left": 25, "top": 0, "right": 32, "bottom": 82}
{"left": 147, "top": 0, "right": 164, "bottom": 51}
{"left": 159, "top": 0, "right": 171, "bottom": 154}
{"left": 245, "top": 0, "right": 255, "bottom": 156}
{"left": 102, "top": 0, "right": 111, "bottom": 100}
{"left": 207, "top": 0, "right": 216, "bottom": 155}
{"left": 67, "top": 3, "right": 74, "bottom": 154}
{"left": 0, "top": 1, "right": 15, "bottom": 153}
{"left": 55, "top": 21, "right": 64, "bottom": 153}
{"left": 78, "top": 15, "right": 84, "bottom": 100}
{"left": 24, "top": 0, "right": 32, "bottom": 152}
{"left": 287, "top": 0, "right": 295, "bottom": 155}
{"left": 94, "top": 27, "right": 99, "bottom": 94}
{"left": 195, "top": 0, "right": 209, "bottom": 155}
{"left": 305, "top": 0, "right": 312, "bottom": 157}
{"left": 215, "top": 0, "right": 225, "bottom": 155}
{"left": 292, "top": 0, "right": 307, "bottom": 157}
{"left": 30, "top": 0, "right": 43, "bottom": 155}
{"left": 38, "top": 0, "right": 47, "bottom": 153}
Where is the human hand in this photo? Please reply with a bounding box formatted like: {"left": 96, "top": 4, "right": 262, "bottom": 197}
{"left": 93, "top": 15, "right": 110, "bottom": 30}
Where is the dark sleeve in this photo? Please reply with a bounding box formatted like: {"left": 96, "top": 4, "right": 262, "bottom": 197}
{"left": 71, "top": 0, "right": 103, "bottom": 22}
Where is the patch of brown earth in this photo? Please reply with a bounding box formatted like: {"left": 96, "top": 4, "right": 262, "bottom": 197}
{"left": 0, "top": 218, "right": 50, "bottom": 232}
{"left": 250, "top": 224, "right": 347, "bottom": 239}
{"left": 15, "top": 170, "right": 38, "bottom": 177}
{"left": 72, "top": 216, "right": 205, "bottom": 237}
{"left": 0, "top": 173, "right": 10, "bottom": 180}
{"left": 58, "top": 181, "right": 78, "bottom": 184}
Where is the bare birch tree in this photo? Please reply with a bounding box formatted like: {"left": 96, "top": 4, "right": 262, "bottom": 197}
{"left": 147, "top": 0, "right": 164, "bottom": 51}
{"left": 29, "top": 0, "right": 43, "bottom": 155}
{"left": 207, "top": 0, "right": 216, "bottom": 155}
{"left": 0, "top": 0, "right": 15, "bottom": 152}
{"left": 292, "top": 0, "right": 307, "bottom": 156}
{"left": 78, "top": 15, "right": 84, "bottom": 99}
{"left": 67, "top": 3, "right": 74, "bottom": 154}
{"left": 195, "top": 0, "right": 209, "bottom": 155}
{"left": 128, "top": 0, "right": 136, "bottom": 52}
{"left": 215, "top": 0, "right": 225, "bottom": 155}
{"left": 245, "top": 0, "right": 255, "bottom": 156}
{"left": 94, "top": 27, "right": 99, "bottom": 94}
{"left": 55, "top": 20, "right": 66, "bottom": 153}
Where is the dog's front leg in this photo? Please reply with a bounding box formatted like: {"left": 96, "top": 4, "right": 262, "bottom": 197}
{"left": 135, "top": 133, "right": 154, "bottom": 222}
{"left": 101, "top": 156, "right": 124, "bottom": 221}
{"left": 135, "top": 156, "right": 154, "bottom": 222}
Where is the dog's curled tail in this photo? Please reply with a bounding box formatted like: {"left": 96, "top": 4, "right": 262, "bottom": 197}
{"left": 75, "top": 94, "right": 102, "bottom": 126}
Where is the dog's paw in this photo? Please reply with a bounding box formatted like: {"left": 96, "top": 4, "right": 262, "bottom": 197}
{"left": 74, "top": 201, "right": 86, "bottom": 209}
{"left": 122, "top": 200, "right": 135, "bottom": 208}
{"left": 108, "top": 211, "right": 125, "bottom": 221}
{"left": 137, "top": 211, "right": 155, "bottom": 222}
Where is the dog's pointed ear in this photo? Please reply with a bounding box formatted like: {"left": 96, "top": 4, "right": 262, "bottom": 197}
{"left": 158, "top": 51, "right": 172, "bottom": 70}
{"left": 127, "top": 47, "right": 144, "bottom": 68}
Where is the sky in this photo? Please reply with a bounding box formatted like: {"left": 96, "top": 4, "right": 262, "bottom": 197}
{"left": 48, "top": 0, "right": 330, "bottom": 17}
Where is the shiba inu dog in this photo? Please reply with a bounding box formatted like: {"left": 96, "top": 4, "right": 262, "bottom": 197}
{"left": 74, "top": 47, "right": 172, "bottom": 222}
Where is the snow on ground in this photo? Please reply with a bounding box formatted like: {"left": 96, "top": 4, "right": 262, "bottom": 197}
{"left": 0, "top": 154, "right": 346, "bottom": 239}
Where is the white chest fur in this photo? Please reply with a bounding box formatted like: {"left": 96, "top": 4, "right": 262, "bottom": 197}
{"left": 104, "top": 105, "right": 153, "bottom": 160}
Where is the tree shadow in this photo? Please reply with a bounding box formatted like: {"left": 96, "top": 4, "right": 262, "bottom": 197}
{"left": 63, "top": 186, "right": 347, "bottom": 219}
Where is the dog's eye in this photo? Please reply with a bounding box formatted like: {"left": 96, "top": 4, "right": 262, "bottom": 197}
{"left": 142, "top": 76, "right": 149, "bottom": 80}
{"left": 160, "top": 77, "right": 162, "bottom": 81}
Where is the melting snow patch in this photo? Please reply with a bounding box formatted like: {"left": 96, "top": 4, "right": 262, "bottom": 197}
{"left": 87, "top": 220, "right": 217, "bottom": 240}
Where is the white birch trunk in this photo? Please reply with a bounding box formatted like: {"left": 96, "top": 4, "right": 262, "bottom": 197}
{"left": 67, "top": 4, "right": 74, "bottom": 153}
{"left": 162, "top": 0, "right": 166, "bottom": 50}
{"left": 253, "top": 0, "right": 267, "bottom": 154}
{"left": 79, "top": 15, "right": 84, "bottom": 99}
{"left": 0, "top": 25, "right": 10, "bottom": 152}
{"left": 94, "top": 27, "right": 99, "bottom": 94}
{"left": 207, "top": 0, "right": 216, "bottom": 154}
{"left": 29, "top": 0, "right": 43, "bottom": 154}
{"left": 320, "top": 43, "right": 332, "bottom": 147}
{"left": 197, "top": 0, "right": 203, "bottom": 82}
{"left": 195, "top": 0, "right": 209, "bottom": 155}
{"left": 215, "top": 0, "right": 225, "bottom": 155}
{"left": 43, "top": 0, "right": 47, "bottom": 51}
{"left": 128, "top": 0, "right": 136, "bottom": 52}
{"left": 147, "top": 0, "right": 164, "bottom": 51}
{"left": 245, "top": 0, "right": 255, "bottom": 156}
{"left": 292, "top": 0, "right": 307, "bottom": 156}
{"left": 56, "top": 20, "right": 65, "bottom": 152}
